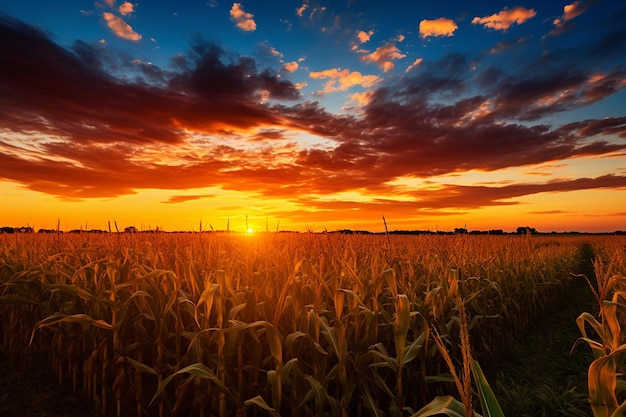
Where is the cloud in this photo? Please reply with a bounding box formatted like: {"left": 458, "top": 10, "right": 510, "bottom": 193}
{"left": 419, "top": 18, "right": 457, "bottom": 38}
{"left": 282, "top": 61, "right": 299, "bottom": 72}
{"left": 0, "top": 14, "right": 625, "bottom": 215}
{"left": 527, "top": 210, "right": 571, "bottom": 214}
{"left": 103, "top": 12, "right": 141, "bottom": 40}
{"left": 360, "top": 43, "right": 406, "bottom": 72}
{"left": 405, "top": 58, "right": 423, "bottom": 73}
{"left": 564, "top": 1, "right": 591, "bottom": 21}
{"left": 0, "top": 15, "right": 299, "bottom": 151}
{"left": 356, "top": 30, "right": 373, "bottom": 44}
{"left": 103, "top": 0, "right": 115, "bottom": 7}
{"left": 309, "top": 68, "right": 382, "bottom": 93}
{"left": 551, "top": 1, "right": 597, "bottom": 36}
{"left": 249, "top": 128, "right": 288, "bottom": 141}
{"left": 472, "top": 7, "right": 536, "bottom": 30}
{"left": 230, "top": 3, "right": 256, "bottom": 31}
{"left": 346, "top": 91, "right": 374, "bottom": 108}
{"left": 296, "top": 3, "right": 308, "bottom": 18}
{"left": 489, "top": 37, "right": 527, "bottom": 54}
{"left": 488, "top": 69, "right": 626, "bottom": 121}
{"left": 164, "top": 194, "right": 215, "bottom": 204}
{"left": 267, "top": 174, "right": 626, "bottom": 224}
{"left": 118, "top": 1, "right": 135, "bottom": 16}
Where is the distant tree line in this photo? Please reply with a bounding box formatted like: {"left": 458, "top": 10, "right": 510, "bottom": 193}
{"left": 1, "top": 225, "right": 624, "bottom": 235}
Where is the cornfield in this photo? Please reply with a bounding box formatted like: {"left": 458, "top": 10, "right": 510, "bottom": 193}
{"left": 0, "top": 231, "right": 624, "bottom": 416}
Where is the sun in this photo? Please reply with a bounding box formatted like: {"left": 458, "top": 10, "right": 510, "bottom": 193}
{"left": 246, "top": 227, "right": 254, "bottom": 234}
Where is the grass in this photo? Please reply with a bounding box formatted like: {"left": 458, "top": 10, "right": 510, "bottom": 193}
{"left": 489, "top": 242, "right": 597, "bottom": 417}
{"left": 0, "top": 349, "right": 97, "bottom": 417}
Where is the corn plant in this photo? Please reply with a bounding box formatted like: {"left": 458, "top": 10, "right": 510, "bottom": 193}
{"left": 573, "top": 243, "right": 626, "bottom": 417}
{"left": 0, "top": 231, "right": 608, "bottom": 416}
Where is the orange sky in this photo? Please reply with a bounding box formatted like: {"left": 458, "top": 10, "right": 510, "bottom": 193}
{"left": 1, "top": 2, "right": 625, "bottom": 233}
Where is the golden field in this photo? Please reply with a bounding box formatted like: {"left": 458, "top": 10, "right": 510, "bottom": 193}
{"left": 1, "top": 232, "right": 624, "bottom": 416}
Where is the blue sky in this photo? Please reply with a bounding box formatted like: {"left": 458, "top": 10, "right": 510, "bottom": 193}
{"left": 0, "top": 1, "right": 625, "bottom": 232}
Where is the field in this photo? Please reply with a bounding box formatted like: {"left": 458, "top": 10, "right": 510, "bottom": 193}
{"left": 1, "top": 232, "right": 625, "bottom": 417}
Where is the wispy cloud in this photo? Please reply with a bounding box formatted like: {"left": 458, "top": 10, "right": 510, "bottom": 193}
{"left": 472, "top": 7, "right": 536, "bottom": 30}
{"left": 103, "top": 11, "right": 141, "bottom": 40}
{"left": 564, "top": 1, "right": 592, "bottom": 21}
{"left": 309, "top": 68, "right": 381, "bottom": 93}
{"left": 360, "top": 43, "right": 406, "bottom": 72}
{"left": 550, "top": 1, "right": 597, "bottom": 36}
{"left": 405, "top": 58, "right": 423, "bottom": 73}
{"left": 296, "top": 3, "right": 308, "bottom": 18}
{"left": 164, "top": 194, "right": 216, "bottom": 204}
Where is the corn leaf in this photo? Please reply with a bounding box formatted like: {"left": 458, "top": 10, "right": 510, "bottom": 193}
{"left": 244, "top": 395, "right": 280, "bottom": 416}
{"left": 149, "top": 363, "right": 229, "bottom": 406}
{"left": 410, "top": 396, "right": 471, "bottom": 417}
{"left": 611, "top": 400, "right": 626, "bottom": 417}
{"left": 471, "top": 360, "right": 505, "bottom": 417}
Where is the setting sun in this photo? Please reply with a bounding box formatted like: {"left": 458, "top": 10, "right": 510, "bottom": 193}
{"left": 246, "top": 227, "right": 254, "bottom": 234}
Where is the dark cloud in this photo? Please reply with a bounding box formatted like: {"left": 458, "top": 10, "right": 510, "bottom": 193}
{"left": 249, "top": 128, "right": 289, "bottom": 141}
{"left": 265, "top": 174, "right": 626, "bottom": 224}
{"left": 0, "top": 13, "right": 624, "bottom": 218}
{"left": 168, "top": 39, "right": 300, "bottom": 101}
{"left": 0, "top": 14, "right": 299, "bottom": 149}
{"left": 588, "top": 19, "right": 626, "bottom": 61}
{"left": 406, "top": 174, "right": 626, "bottom": 209}
{"left": 528, "top": 210, "right": 571, "bottom": 214}
{"left": 558, "top": 116, "right": 626, "bottom": 138}
{"left": 164, "top": 195, "right": 216, "bottom": 204}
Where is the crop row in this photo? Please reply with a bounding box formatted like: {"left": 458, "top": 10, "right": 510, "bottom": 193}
{"left": 0, "top": 233, "right": 620, "bottom": 416}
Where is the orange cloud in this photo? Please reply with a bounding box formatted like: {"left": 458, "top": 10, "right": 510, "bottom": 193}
{"left": 405, "top": 58, "right": 423, "bottom": 73}
{"left": 346, "top": 91, "right": 374, "bottom": 107}
{"left": 118, "top": 1, "right": 134, "bottom": 16}
{"left": 472, "top": 7, "right": 536, "bottom": 30}
{"left": 360, "top": 43, "right": 406, "bottom": 72}
{"left": 419, "top": 18, "right": 458, "bottom": 38}
{"left": 296, "top": 3, "right": 308, "bottom": 17}
{"left": 564, "top": 1, "right": 586, "bottom": 21}
{"left": 283, "top": 61, "right": 299, "bottom": 72}
{"left": 551, "top": 1, "right": 595, "bottom": 35}
{"left": 356, "top": 30, "right": 373, "bottom": 44}
{"left": 102, "top": 12, "right": 141, "bottom": 41}
{"left": 309, "top": 68, "right": 381, "bottom": 93}
{"left": 164, "top": 194, "right": 215, "bottom": 204}
{"left": 230, "top": 3, "right": 256, "bottom": 32}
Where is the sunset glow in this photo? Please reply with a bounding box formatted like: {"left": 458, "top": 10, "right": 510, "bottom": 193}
{"left": 0, "top": 1, "right": 625, "bottom": 233}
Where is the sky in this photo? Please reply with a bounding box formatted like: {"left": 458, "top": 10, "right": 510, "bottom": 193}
{"left": 0, "top": 1, "right": 625, "bottom": 233}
